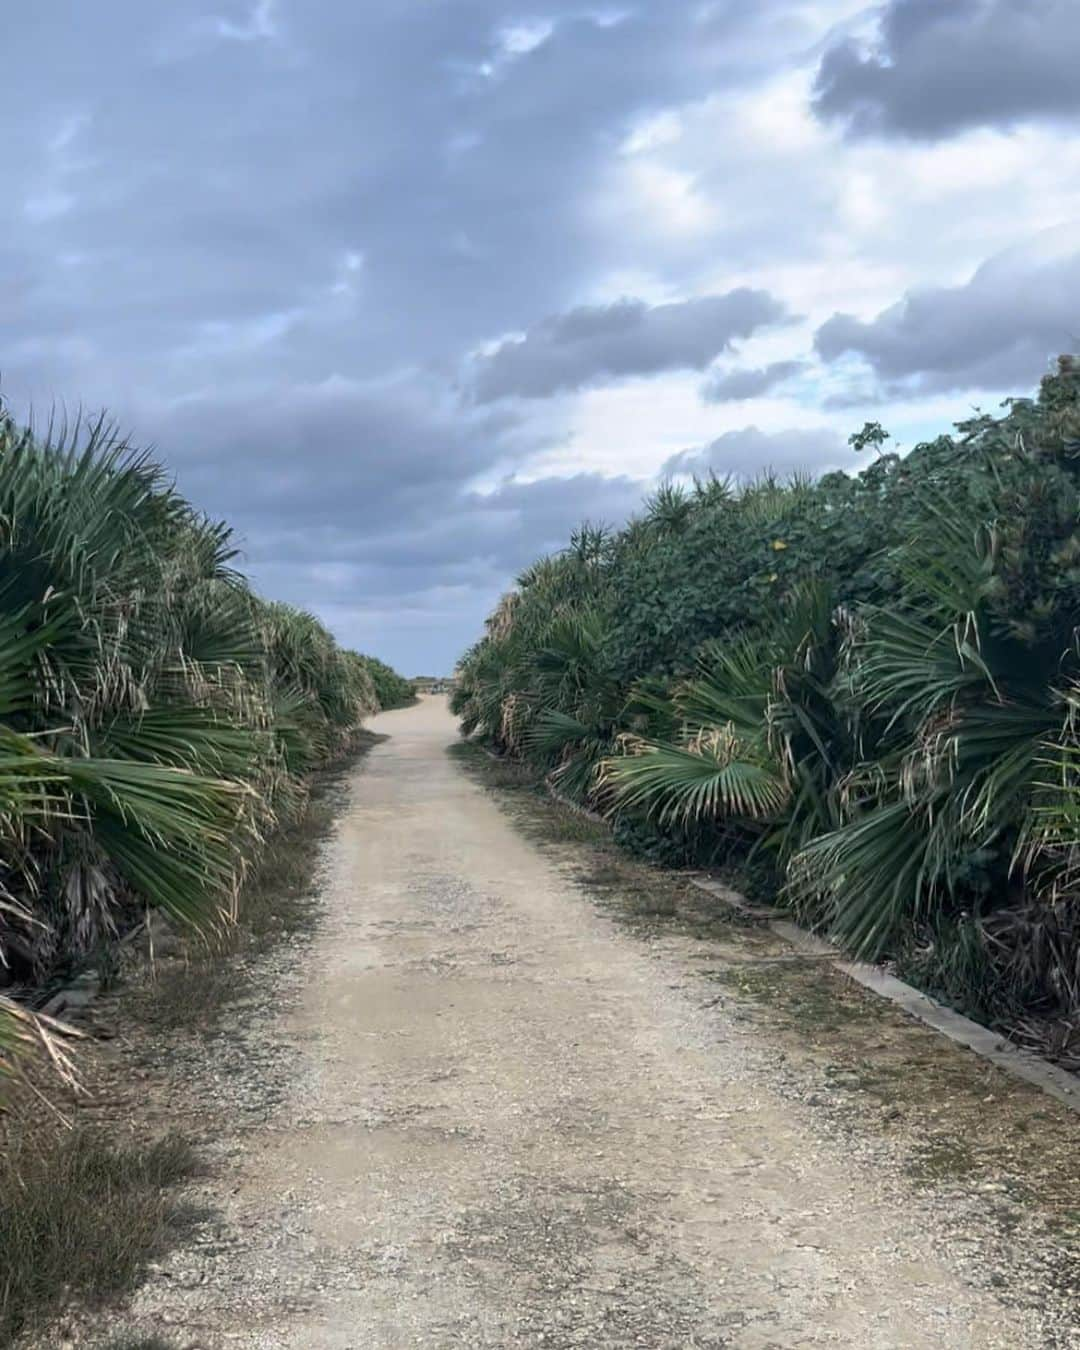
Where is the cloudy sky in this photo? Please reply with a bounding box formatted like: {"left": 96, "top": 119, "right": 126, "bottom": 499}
{"left": 6, "top": 1, "right": 1080, "bottom": 674}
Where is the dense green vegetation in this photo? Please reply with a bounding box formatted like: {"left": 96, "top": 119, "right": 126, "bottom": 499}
{"left": 358, "top": 654, "right": 417, "bottom": 709}
{"left": 0, "top": 406, "right": 407, "bottom": 1081}
{"left": 453, "top": 357, "right": 1080, "bottom": 1051}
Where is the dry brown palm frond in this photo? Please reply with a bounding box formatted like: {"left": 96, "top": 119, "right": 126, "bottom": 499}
{"left": 486, "top": 591, "right": 520, "bottom": 643}
{"left": 499, "top": 692, "right": 530, "bottom": 755}
{"left": 0, "top": 998, "right": 84, "bottom": 1097}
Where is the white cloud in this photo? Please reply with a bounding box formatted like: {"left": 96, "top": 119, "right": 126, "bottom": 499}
{"left": 48, "top": 111, "right": 91, "bottom": 156}
{"left": 498, "top": 19, "right": 556, "bottom": 56}
{"left": 330, "top": 250, "right": 366, "bottom": 297}
{"left": 6, "top": 0, "right": 1080, "bottom": 671}
{"left": 212, "top": 0, "right": 278, "bottom": 42}
{"left": 24, "top": 192, "right": 75, "bottom": 223}
{"left": 519, "top": 371, "right": 843, "bottom": 481}
{"left": 478, "top": 15, "right": 557, "bottom": 80}
{"left": 22, "top": 108, "right": 93, "bottom": 226}
{"left": 621, "top": 109, "right": 685, "bottom": 156}
{"left": 609, "top": 161, "right": 719, "bottom": 238}
{"left": 594, "top": 61, "right": 1080, "bottom": 351}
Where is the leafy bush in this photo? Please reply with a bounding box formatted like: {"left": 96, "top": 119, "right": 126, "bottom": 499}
{"left": 454, "top": 357, "right": 1080, "bottom": 1045}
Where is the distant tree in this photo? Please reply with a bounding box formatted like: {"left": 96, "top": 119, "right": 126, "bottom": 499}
{"left": 848, "top": 420, "right": 890, "bottom": 453}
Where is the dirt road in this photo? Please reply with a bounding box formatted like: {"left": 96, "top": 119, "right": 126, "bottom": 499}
{"left": 115, "top": 695, "right": 1077, "bottom": 1348}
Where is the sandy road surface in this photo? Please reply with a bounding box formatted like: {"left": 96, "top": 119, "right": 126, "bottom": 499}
{"left": 112, "top": 695, "right": 1076, "bottom": 1348}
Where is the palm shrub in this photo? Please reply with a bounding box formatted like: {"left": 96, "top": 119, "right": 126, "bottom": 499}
{"left": 790, "top": 481, "right": 1079, "bottom": 958}
{"left": 598, "top": 580, "right": 852, "bottom": 863}
{"left": 0, "top": 404, "right": 397, "bottom": 1080}
{"left": 453, "top": 525, "right": 617, "bottom": 771}
{"left": 522, "top": 603, "right": 627, "bottom": 803}
{"left": 358, "top": 654, "right": 416, "bottom": 710}
{"left": 789, "top": 374, "right": 1080, "bottom": 972}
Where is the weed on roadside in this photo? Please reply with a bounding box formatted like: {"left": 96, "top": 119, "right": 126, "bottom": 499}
{"left": 450, "top": 742, "right": 616, "bottom": 846}
{"left": 0, "top": 1124, "right": 199, "bottom": 1346}
{"left": 452, "top": 740, "right": 744, "bottom": 938}
{"left": 447, "top": 740, "right": 540, "bottom": 790}
{"left": 101, "top": 1336, "right": 182, "bottom": 1350}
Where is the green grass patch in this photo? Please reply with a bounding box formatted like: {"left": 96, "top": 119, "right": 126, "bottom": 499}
{"left": 521, "top": 804, "right": 611, "bottom": 847}
{"left": 707, "top": 960, "right": 884, "bottom": 1037}
{"left": 447, "top": 739, "right": 540, "bottom": 790}
{"left": 0, "top": 1126, "right": 199, "bottom": 1346}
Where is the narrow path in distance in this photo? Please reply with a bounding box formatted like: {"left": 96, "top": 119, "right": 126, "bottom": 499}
{"left": 115, "top": 695, "right": 1078, "bottom": 1349}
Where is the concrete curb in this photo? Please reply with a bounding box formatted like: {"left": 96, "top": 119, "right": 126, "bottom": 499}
{"left": 690, "top": 878, "right": 1080, "bottom": 1113}
{"left": 39, "top": 971, "right": 101, "bottom": 1019}
{"left": 543, "top": 778, "right": 608, "bottom": 826}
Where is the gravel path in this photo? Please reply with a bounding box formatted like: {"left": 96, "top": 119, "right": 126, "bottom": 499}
{"left": 106, "top": 696, "right": 1078, "bottom": 1348}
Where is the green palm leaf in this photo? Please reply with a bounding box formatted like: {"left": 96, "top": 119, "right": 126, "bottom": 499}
{"left": 601, "top": 737, "right": 787, "bottom": 826}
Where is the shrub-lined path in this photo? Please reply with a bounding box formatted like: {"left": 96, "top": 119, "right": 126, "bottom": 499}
{"left": 107, "top": 695, "right": 1078, "bottom": 1349}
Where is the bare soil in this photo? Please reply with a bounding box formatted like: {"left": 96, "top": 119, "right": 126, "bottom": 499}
{"left": 44, "top": 695, "right": 1080, "bottom": 1348}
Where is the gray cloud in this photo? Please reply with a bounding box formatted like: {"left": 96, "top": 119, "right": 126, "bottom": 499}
{"left": 143, "top": 370, "right": 647, "bottom": 670}
{"left": 240, "top": 470, "right": 647, "bottom": 578}
{"left": 5, "top": 1, "right": 786, "bottom": 407}
{"left": 813, "top": 0, "right": 1080, "bottom": 140}
{"left": 164, "top": 374, "right": 516, "bottom": 531}
{"left": 815, "top": 231, "right": 1080, "bottom": 393}
{"left": 5, "top": 0, "right": 758, "bottom": 672}
{"left": 5, "top": 1, "right": 1077, "bottom": 674}
{"left": 239, "top": 468, "right": 649, "bottom": 671}
{"left": 701, "top": 359, "right": 807, "bottom": 403}
{"left": 470, "top": 291, "right": 789, "bottom": 401}
{"left": 5, "top": 1, "right": 816, "bottom": 672}
{"left": 663, "top": 426, "right": 846, "bottom": 480}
